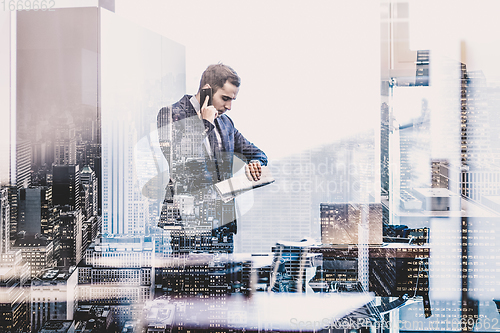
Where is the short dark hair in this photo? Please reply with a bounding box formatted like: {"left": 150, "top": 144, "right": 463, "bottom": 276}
{"left": 198, "top": 63, "right": 241, "bottom": 93}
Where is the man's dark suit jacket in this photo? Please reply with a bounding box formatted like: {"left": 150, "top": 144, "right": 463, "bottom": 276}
{"left": 157, "top": 94, "right": 267, "bottom": 229}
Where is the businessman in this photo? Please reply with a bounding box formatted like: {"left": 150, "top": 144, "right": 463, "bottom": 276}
{"left": 157, "top": 63, "right": 267, "bottom": 252}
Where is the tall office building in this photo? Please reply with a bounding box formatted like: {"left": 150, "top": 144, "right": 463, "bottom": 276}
{"left": 52, "top": 165, "right": 81, "bottom": 211}
{"left": 54, "top": 116, "right": 77, "bottom": 166}
{"left": 80, "top": 166, "right": 98, "bottom": 219}
{"left": 18, "top": 187, "right": 41, "bottom": 235}
{"left": 31, "top": 267, "right": 78, "bottom": 332}
{"left": 56, "top": 209, "right": 83, "bottom": 267}
{"left": 102, "top": 122, "right": 147, "bottom": 235}
{"left": 98, "top": 16, "right": 185, "bottom": 237}
{"left": 16, "top": 139, "right": 32, "bottom": 190}
{"left": 17, "top": 186, "right": 51, "bottom": 236}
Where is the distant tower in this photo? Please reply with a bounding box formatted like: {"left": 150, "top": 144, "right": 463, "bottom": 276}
{"left": 54, "top": 116, "right": 77, "bottom": 166}
{"left": 102, "top": 126, "right": 149, "bottom": 235}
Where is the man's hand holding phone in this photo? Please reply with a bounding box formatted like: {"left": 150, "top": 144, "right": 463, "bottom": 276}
{"left": 200, "top": 85, "right": 218, "bottom": 125}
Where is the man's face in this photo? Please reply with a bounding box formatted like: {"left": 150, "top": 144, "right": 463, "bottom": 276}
{"left": 212, "top": 81, "right": 239, "bottom": 116}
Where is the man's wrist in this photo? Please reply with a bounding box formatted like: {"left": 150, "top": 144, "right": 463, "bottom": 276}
{"left": 203, "top": 119, "right": 215, "bottom": 133}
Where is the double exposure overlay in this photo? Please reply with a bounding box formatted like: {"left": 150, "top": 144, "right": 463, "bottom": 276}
{"left": 1, "top": 1, "right": 500, "bottom": 332}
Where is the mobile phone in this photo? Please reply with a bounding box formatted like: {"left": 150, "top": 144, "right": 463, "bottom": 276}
{"left": 200, "top": 87, "right": 213, "bottom": 108}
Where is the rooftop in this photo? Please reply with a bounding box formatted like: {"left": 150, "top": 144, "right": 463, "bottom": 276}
{"left": 13, "top": 235, "right": 50, "bottom": 247}
{"left": 32, "top": 267, "right": 76, "bottom": 284}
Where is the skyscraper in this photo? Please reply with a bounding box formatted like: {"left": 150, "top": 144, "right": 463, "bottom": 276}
{"left": 52, "top": 165, "right": 81, "bottom": 212}
{"left": 56, "top": 209, "right": 83, "bottom": 266}
{"left": 17, "top": 186, "right": 50, "bottom": 236}
{"left": 80, "top": 166, "right": 98, "bottom": 219}
{"left": 53, "top": 116, "right": 77, "bottom": 166}
{"left": 99, "top": 10, "right": 185, "bottom": 236}
{"left": 16, "top": 139, "right": 32, "bottom": 190}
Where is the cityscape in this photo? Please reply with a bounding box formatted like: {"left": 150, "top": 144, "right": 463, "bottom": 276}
{"left": 1, "top": 1, "right": 500, "bottom": 333}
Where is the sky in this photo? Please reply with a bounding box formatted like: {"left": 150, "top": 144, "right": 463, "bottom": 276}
{"left": 114, "top": 0, "right": 381, "bottom": 160}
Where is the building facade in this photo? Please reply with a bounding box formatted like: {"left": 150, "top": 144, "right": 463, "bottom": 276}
{"left": 31, "top": 267, "right": 78, "bottom": 332}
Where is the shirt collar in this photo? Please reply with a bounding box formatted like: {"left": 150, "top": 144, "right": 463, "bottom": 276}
{"left": 189, "top": 95, "right": 201, "bottom": 113}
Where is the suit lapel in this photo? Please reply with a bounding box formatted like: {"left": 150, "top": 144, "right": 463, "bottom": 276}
{"left": 215, "top": 117, "right": 231, "bottom": 152}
